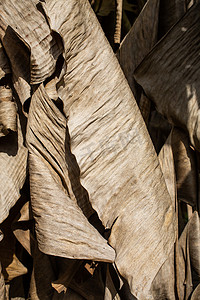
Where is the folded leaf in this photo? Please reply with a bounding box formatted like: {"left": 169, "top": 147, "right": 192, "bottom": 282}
{"left": 0, "top": 263, "right": 6, "bottom": 300}
{"left": 0, "top": 115, "right": 28, "bottom": 223}
{"left": 29, "top": 243, "right": 56, "bottom": 300}
{"left": 0, "top": 0, "right": 61, "bottom": 85}
{"left": 41, "top": 1, "right": 176, "bottom": 297}
{"left": 171, "top": 128, "right": 198, "bottom": 207}
{"left": 134, "top": 2, "right": 200, "bottom": 151}
{"left": 117, "top": 0, "right": 160, "bottom": 99}
{"left": 158, "top": 0, "right": 186, "bottom": 38}
{"left": 104, "top": 265, "right": 120, "bottom": 300}
{"left": 26, "top": 84, "right": 115, "bottom": 262}
{"left": 0, "top": 84, "right": 17, "bottom": 137}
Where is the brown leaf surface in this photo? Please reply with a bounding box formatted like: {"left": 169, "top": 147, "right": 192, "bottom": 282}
{"left": 0, "top": 217, "right": 27, "bottom": 283}
{"left": 0, "top": 263, "right": 6, "bottom": 300}
{"left": 0, "top": 0, "right": 62, "bottom": 112}
{"left": 150, "top": 245, "right": 176, "bottom": 300}
{"left": 117, "top": 0, "right": 160, "bottom": 99}
{"left": 26, "top": 84, "right": 115, "bottom": 262}
{"left": 52, "top": 288, "right": 85, "bottom": 300}
{"left": 171, "top": 128, "right": 198, "bottom": 207}
{"left": 158, "top": 0, "right": 186, "bottom": 38}
{"left": 68, "top": 263, "right": 105, "bottom": 300}
{"left": 178, "top": 211, "right": 200, "bottom": 299}
{"left": 0, "top": 0, "right": 61, "bottom": 85}
{"left": 0, "top": 42, "right": 11, "bottom": 80}
{"left": 12, "top": 201, "right": 33, "bottom": 255}
{"left": 151, "top": 211, "right": 200, "bottom": 299}
{"left": 104, "top": 265, "right": 120, "bottom": 300}
{"left": 134, "top": 2, "right": 200, "bottom": 151}
{"left": 158, "top": 131, "right": 176, "bottom": 206}
{"left": 191, "top": 284, "right": 200, "bottom": 300}
{"left": 0, "top": 85, "right": 17, "bottom": 137}
{"left": 0, "top": 115, "right": 28, "bottom": 223}
{"left": 39, "top": 1, "right": 176, "bottom": 297}
{"left": 29, "top": 244, "right": 56, "bottom": 300}
{"left": 51, "top": 259, "right": 82, "bottom": 294}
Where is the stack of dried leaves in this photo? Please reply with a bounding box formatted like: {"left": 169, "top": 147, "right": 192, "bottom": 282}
{"left": 0, "top": 0, "right": 199, "bottom": 299}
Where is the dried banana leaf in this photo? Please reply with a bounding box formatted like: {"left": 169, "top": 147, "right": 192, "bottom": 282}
{"left": 0, "top": 85, "right": 17, "bottom": 137}
{"left": 178, "top": 211, "right": 200, "bottom": 299}
{"left": 117, "top": 0, "right": 160, "bottom": 99}
{"left": 147, "top": 110, "right": 171, "bottom": 153}
{"left": 158, "top": 130, "right": 176, "bottom": 205}
{"left": 149, "top": 131, "right": 176, "bottom": 299}
{"left": 0, "top": 263, "right": 6, "bottom": 300}
{"left": 171, "top": 128, "right": 198, "bottom": 207}
{"left": 26, "top": 84, "right": 115, "bottom": 262}
{"left": 134, "top": 2, "right": 200, "bottom": 152}
{"left": 0, "top": 0, "right": 61, "bottom": 85}
{"left": 158, "top": 0, "right": 186, "bottom": 37}
{"left": 29, "top": 243, "right": 56, "bottom": 300}
{"left": 0, "top": 42, "right": 11, "bottom": 80}
{"left": 12, "top": 201, "right": 32, "bottom": 255}
{"left": 68, "top": 264, "right": 105, "bottom": 300}
{"left": 0, "top": 115, "right": 27, "bottom": 223}
{"left": 51, "top": 259, "right": 82, "bottom": 294}
{"left": 0, "top": 218, "right": 27, "bottom": 283}
{"left": 41, "top": 1, "right": 176, "bottom": 298}
{"left": 52, "top": 288, "right": 85, "bottom": 300}
{"left": 104, "top": 265, "right": 120, "bottom": 300}
{"left": 150, "top": 145, "right": 177, "bottom": 298}
{"left": 151, "top": 211, "right": 200, "bottom": 299}
{"left": 191, "top": 284, "right": 200, "bottom": 300}
{"left": 150, "top": 245, "right": 176, "bottom": 300}
{"left": 7, "top": 275, "right": 26, "bottom": 300}
{"left": 97, "top": 0, "right": 115, "bottom": 17}
{"left": 0, "top": 0, "right": 62, "bottom": 111}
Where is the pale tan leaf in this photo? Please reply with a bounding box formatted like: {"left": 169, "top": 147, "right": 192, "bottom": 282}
{"left": 0, "top": 0, "right": 62, "bottom": 85}
{"left": 0, "top": 0, "right": 62, "bottom": 112}
{"left": 0, "top": 115, "right": 28, "bottom": 224}
{"left": 26, "top": 84, "right": 115, "bottom": 262}
{"left": 191, "top": 284, "right": 200, "bottom": 300}
{"left": 158, "top": 131, "right": 176, "bottom": 206}
{"left": 151, "top": 212, "right": 200, "bottom": 299}
{"left": 41, "top": 1, "right": 176, "bottom": 298}
{"left": 114, "top": 0, "right": 123, "bottom": 44}
{"left": 150, "top": 245, "right": 176, "bottom": 300}
{"left": 0, "top": 84, "right": 17, "bottom": 137}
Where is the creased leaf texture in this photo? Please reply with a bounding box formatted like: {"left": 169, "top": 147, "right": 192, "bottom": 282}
{"left": 0, "top": 116, "right": 27, "bottom": 223}
{"left": 117, "top": 0, "right": 160, "bottom": 98}
{"left": 134, "top": 2, "right": 200, "bottom": 152}
{"left": 26, "top": 84, "right": 115, "bottom": 263}
{"left": 41, "top": 0, "right": 176, "bottom": 298}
